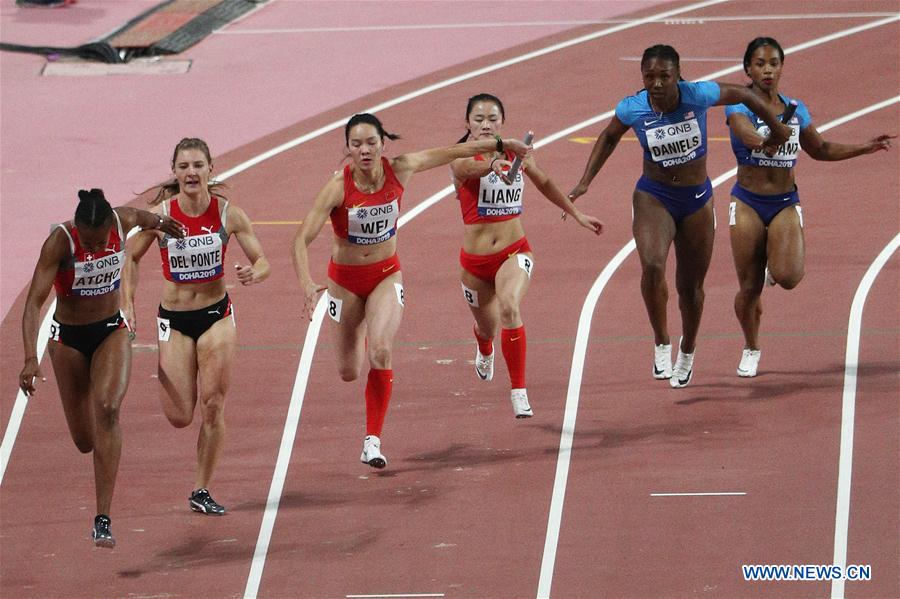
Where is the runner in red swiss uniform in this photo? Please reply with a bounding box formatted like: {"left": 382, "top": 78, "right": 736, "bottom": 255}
{"left": 452, "top": 93, "right": 602, "bottom": 418}
{"left": 123, "top": 138, "right": 269, "bottom": 516}
{"left": 293, "top": 113, "right": 531, "bottom": 468}
{"left": 20, "top": 188, "right": 184, "bottom": 547}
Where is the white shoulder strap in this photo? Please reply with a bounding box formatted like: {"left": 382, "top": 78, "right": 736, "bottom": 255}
{"left": 52, "top": 223, "right": 75, "bottom": 255}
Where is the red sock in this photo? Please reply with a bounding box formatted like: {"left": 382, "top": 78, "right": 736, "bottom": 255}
{"left": 501, "top": 326, "right": 526, "bottom": 388}
{"left": 474, "top": 325, "right": 493, "bottom": 356}
{"left": 365, "top": 368, "right": 393, "bottom": 437}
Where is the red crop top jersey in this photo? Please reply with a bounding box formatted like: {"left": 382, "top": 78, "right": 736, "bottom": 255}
{"left": 158, "top": 196, "right": 229, "bottom": 283}
{"left": 53, "top": 211, "right": 126, "bottom": 298}
{"left": 331, "top": 157, "right": 404, "bottom": 246}
{"left": 457, "top": 151, "right": 525, "bottom": 225}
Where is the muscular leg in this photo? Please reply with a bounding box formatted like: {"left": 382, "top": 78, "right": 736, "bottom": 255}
{"left": 494, "top": 254, "right": 531, "bottom": 329}
{"left": 88, "top": 328, "right": 131, "bottom": 515}
{"left": 326, "top": 282, "right": 368, "bottom": 382}
{"left": 673, "top": 200, "right": 715, "bottom": 354}
{"left": 461, "top": 269, "right": 499, "bottom": 342}
{"left": 363, "top": 274, "right": 404, "bottom": 439}
{"left": 158, "top": 329, "right": 198, "bottom": 428}
{"left": 730, "top": 198, "right": 767, "bottom": 349}
{"left": 767, "top": 204, "right": 805, "bottom": 290}
{"left": 48, "top": 342, "right": 93, "bottom": 453}
{"left": 633, "top": 190, "right": 676, "bottom": 346}
{"left": 194, "top": 317, "right": 236, "bottom": 490}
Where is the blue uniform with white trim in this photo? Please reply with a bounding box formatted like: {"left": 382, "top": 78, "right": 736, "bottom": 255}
{"left": 725, "top": 94, "right": 811, "bottom": 168}
{"left": 615, "top": 80, "right": 721, "bottom": 222}
{"left": 725, "top": 94, "right": 811, "bottom": 225}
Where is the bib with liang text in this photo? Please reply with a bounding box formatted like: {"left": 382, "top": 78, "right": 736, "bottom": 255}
{"left": 71, "top": 250, "right": 125, "bottom": 297}
{"left": 645, "top": 119, "right": 702, "bottom": 163}
{"left": 477, "top": 169, "right": 524, "bottom": 217}
{"left": 166, "top": 233, "right": 224, "bottom": 282}
{"left": 751, "top": 119, "right": 801, "bottom": 167}
{"left": 348, "top": 199, "right": 400, "bottom": 245}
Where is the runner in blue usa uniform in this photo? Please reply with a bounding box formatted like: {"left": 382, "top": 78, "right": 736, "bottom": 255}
{"left": 725, "top": 37, "right": 894, "bottom": 377}
{"left": 569, "top": 44, "right": 791, "bottom": 388}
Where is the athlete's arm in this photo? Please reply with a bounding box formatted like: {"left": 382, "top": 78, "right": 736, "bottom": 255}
{"left": 523, "top": 157, "right": 602, "bottom": 235}
{"left": 726, "top": 112, "right": 767, "bottom": 149}
{"left": 717, "top": 83, "right": 791, "bottom": 151}
{"left": 121, "top": 225, "right": 158, "bottom": 333}
{"left": 115, "top": 206, "right": 186, "bottom": 239}
{"left": 800, "top": 126, "right": 894, "bottom": 161}
{"left": 20, "top": 231, "right": 66, "bottom": 395}
{"left": 568, "top": 116, "right": 629, "bottom": 202}
{"left": 228, "top": 204, "right": 270, "bottom": 286}
{"left": 293, "top": 174, "right": 343, "bottom": 320}
{"left": 392, "top": 137, "right": 531, "bottom": 185}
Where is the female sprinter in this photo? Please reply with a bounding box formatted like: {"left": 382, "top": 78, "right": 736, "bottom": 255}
{"left": 452, "top": 93, "right": 602, "bottom": 418}
{"left": 568, "top": 44, "right": 791, "bottom": 388}
{"left": 123, "top": 138, "right": 270, "bottom": 515}
{"left": 293, "top": 113, "right": 531, "bottom": 468}
{"left": 20, "top": 188, "right": 184, "bottom": 547}
{"left": 726, "top": 37, "right": 894, "bottom": 377}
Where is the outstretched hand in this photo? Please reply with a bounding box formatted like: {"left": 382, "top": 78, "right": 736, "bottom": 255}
{"left": 574, "top": 211, "right": 604, "bottom": 235}
{"left": 864, "top": 134, "right": 895, "bottom": 153}
{"left": 303, "top": 282, "right": 327, "bottom": 321}
{"left": 158, "top": 215, "right": 187, "bottom": 238}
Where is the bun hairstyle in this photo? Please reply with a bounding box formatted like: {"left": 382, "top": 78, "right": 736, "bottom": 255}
{"left": 344, "top": 113, "right": 401, "bottom": 145}
{"left": 75, "top": 188, "right": 113, "bottom": 228}
{"left": 457, "top": 93, "right": 506, "bottom": 144}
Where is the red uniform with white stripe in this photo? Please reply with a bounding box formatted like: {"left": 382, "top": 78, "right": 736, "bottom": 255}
{"left": 53, "top": 211, "right": 125, "bottom": 298}
{"left": 158, "top": 196, "right": 229, "bottom": 283}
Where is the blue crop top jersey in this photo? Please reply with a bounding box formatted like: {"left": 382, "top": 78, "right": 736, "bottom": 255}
{"left": 615, "top": 80, "right": 721, "bottom": 168}
{"left": 725, "top": 95, "right": 811, "bottom": 168}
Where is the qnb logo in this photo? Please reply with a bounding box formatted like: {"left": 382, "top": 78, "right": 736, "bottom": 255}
{"left": 487, "top": 172, "right": 500, "bottom": 184}
{"left": 356, "top": 207, "right": 368, "bottom": 220}
{"left": 654, "top": 128, "right": 666, "bottom": 141}
{"left": 175, "top": 239, "right": 187, "bottom": 251}
{"left": 82, "top": 262, "right": 95, "bottom": 273}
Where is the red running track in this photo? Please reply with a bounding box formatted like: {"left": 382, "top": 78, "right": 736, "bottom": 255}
{"left": 1, "top": 1, "right": 898, "bottom": 597}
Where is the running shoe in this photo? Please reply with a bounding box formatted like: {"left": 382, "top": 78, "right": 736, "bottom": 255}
{"left": 653, "top": 343, "right": 672, "bottom": 379}
{"left": 475, "top": 347, "right": 494, "bottom": 381}
{"left": 510, "top": 388, "right": 533, "bottom": 418}
{"left": 737, "top": 348, "right": 761, "bottom": 378}
{"left": 189, "top": 488, "right": 226, "bottom": 515}
{"left": 360, "top": 435, "right": 387, "bottom": 469}
{"left": 92, "top": 514, "right": 115, "bottom": 548}
{"left": 670, "top": 338, "right": 694, "bottom": 388}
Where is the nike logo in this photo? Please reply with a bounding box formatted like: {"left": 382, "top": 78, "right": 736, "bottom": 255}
{"left": 382, "top": 264, "right": 396, "bottom": 273}
{"left": 644, "top": 119, "right": 660, "bottom": 126}
{"left": 756, "top": 118, "right": 765, "bottom": 124}
{"left": 653, "top": 365, "right": 665, "bottom": 375}
{"left": 510, "top": 336, "right": 521, "bottom": 342}
{"left": 695, "top": 190, "right": 708, "bottom": 199}
{"left": 781, "top": 197, "right": 791, "bottom": 202}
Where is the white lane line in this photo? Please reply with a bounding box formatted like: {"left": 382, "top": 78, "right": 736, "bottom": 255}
{"left": 831, "top": 234, "right": 900, "bottom": 599}
{"left": 535, "top": 75, "right": 899, "bottom": 599}
{"left": 215, "top": 0, "right": 729, "bottom": 181}
{"left": 651, "top": 492, "right": 747, "bottom": 497}
{"left": 216, "top": 13, "right": 898, "bottom": 35}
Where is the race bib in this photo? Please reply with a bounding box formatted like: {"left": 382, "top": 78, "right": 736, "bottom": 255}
{"left": 348, "top": 200, "right": 399, "bottom": 245}
{"left": 645, "top": 119, "right": 702, "bottom": 164}
{"left": 751, "top": 120, "right": 801, "bottom": 167}
{"left": 477, "top": 168, "right": 524, "bottom": 217}
{"left": 71, "top": 250, "right": 124, "bottom": 297}
{"left": 166, "top": 233, "right": 224, "bottom": 282}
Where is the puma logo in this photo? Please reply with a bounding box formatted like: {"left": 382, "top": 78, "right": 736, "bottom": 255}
{"left": 207, "top": 308, "right": 221, "bottom": 315}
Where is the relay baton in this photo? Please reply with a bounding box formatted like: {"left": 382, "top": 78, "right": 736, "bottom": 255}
{"left": 505, "top": 131, "right": 533, "bottom": 183}
{"left": 781, "top": 100, "right": 798, "bottom": 123}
